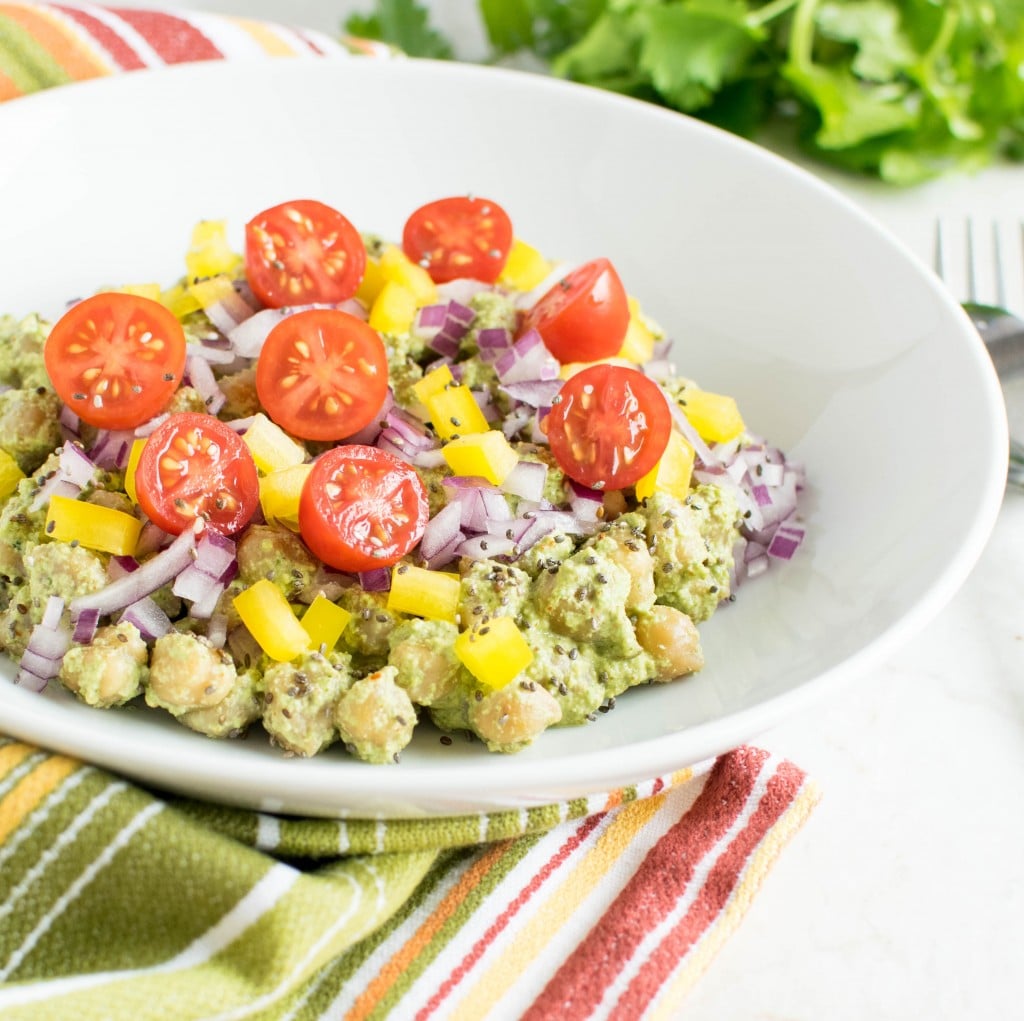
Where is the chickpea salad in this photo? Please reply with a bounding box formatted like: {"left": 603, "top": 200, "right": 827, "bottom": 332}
{"left": 0, "top": 196, "right": 805, "bottom": 763}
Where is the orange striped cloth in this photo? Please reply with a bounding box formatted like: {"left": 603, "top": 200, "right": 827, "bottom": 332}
{"left": 0, "top": 6, "right": 820, "bottom": 1017}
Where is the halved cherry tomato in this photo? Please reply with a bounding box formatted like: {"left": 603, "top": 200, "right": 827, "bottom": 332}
{"left": 256, "top": 309, "right": 388, "bottom": 442}
{"left": 244, "top": 199, "right": 367, "bottom": 308}
{"left": 544, "top": 364, "right": 672, "bottom": 490}
{"left": 136, "top": 412, "right": 259, "bottom": 535}
{"left": 519, "top": 257, "right": 629, "bottom": 364}
{"left": 402, "top": 196, "right": 513, "bottom": 284}
{"left": 44, "top": 292, "right": 187, "bottom": 430}
{"left": 299, "top": 444, "right": 429, "bottom": 573}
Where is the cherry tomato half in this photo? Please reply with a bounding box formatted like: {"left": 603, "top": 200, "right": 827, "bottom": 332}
{"left": 136, "top": 412, "right": 259, "bottom": 536}
{"left": 256, "top": 308, "right": 389, "bottom": 442}
{"left": 402, "top": 196, "right": 513, "bottom": 284}
{"left": 519, "top": 257, "right": 629, "bottom": 364}
{"left": 299, "top": 444, "right": 429, "bottom": 573}
{"left": 244, "top": 199, "right": 367, "bottom": 308}
{"left": 544, "top": 364, "right": 672, "bottom": 491}
{"left": 44, "top": 292, "right": 187, "bottom": 430}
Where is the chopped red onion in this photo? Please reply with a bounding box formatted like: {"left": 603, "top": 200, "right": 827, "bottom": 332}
{"left": 495, "top": 329, "right": 559, "bottom": 385}
{"left": 59, "top": 405, "right": 81, "bottom": 440}
{"left": 641, "top": 359, "right": 675, "bottom": 383}
{"left": 436, "top": 279, "right": 491, "bottom": 304}
{"left": 72, "top": 607, "right": 100, "bottom": 644}
{"left": 568, "top": 480, "right": 604, "bottom": 523}
{"left": 134, "top": 413, "right": 169, "bottom": 438}
{"left": 476, "top": 327, "right": 512, "bottom": 362}
{"left": 501, "top": 379, "right": 564, "bottom": 408}
{"left": 206, "top": 612, "right": 228, "bottom": 650}
{"left": 88, "top": 430, "right": 134, "bottom": 470}
{"left": 185, "top": 354, "right": 227, "bottom": 415}
{"left": 16, "top": 598, "right": 71, "bottom": 690}
{"left": 202, "top": 290, "right": 256, "bottom": 334}
{"left": 767, "top": 524, "right": 805, "bottom": 561}
{"left": 70, "top": 524, "right": 198, "bottom": 619}
{"left": 358, "top": 568, "right": 391, "bottom": 593}
{"left": 458, "top": 533, "right": 519, "bottom": 560}
{"left": 185, "top": 341, "right": 236, "bottom": 366}
{"left": 500, "top": 459, "right": 548, "bottom": 502}
{"left": 346, "top": 389, "right": 394, "bottom": 446}
{"left": 419, "top": 501, "right": 463, "bottom": 562}
{"left": 663, "top": 394, "right": 717, "bottom": 467}
{"left": 119, "top": 597, "right": 172, "bottom": 641}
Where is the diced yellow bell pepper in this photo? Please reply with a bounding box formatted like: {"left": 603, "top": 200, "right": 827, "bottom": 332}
{"left": 617, "top": 297, "right": 656, "bottom": 364}
{"left": 426, "top": 384, "right": 489, "bottom": 440}
{"left": 0, "top": 449, "right": 25, "bottom": 501}
{"left": 635, "top": 430, "right": 695, "bottom": 502}
{"left": 355, "top": 256, "right": 386, "bottom": 307}
{"left": 233, "top": 579, "right": 311, "bottom": 662}
{"left": 123, "top": 438, "right": 147, "bottom": 504}
{"left": 387, "top": 564, "right": 460, "bottom": 622}
{"left": 259, "top": 463, "right": 313, "bottom": 531}
{"left": 498, "top": 239, "right": 553, "bottom": 292}
{"left": 243, "top": 413, "right": 306, "bottom": 475}
{"left": 116, "top": 283, "right": 163, "bottom": 302}
{"left": 45, "top": 494, "right": 142, "bottom": 556}
{"left": 300, "top": 593, "right": 352, "bottom": 653}
{"left": 185, "top": 219, "right": 240, "bottom": 280}
{"left": 187, "top": 274, "right": 236, "bottom": 311}
{"left": 161, "top": 281, "right": 201, "bottom": 319}
{"left": 559, "top": 356, "right": 633, "bottom": 380}
{"left": 412, "top": 364, "right": 455, "bottom": 408}
{"left": 682, "top": 389, "right": 746, "bottom": 443}
{"left": 379, "top": 244, "right": 438, "bottom": 304}
{"left": 442, "top": 430, "right": 519, "bottom": 486}
{"left": 369, "top": 280, "right": 418, "bottom": 335}
{"left": 454, "top": 616, "right": 534, "bottom": 690}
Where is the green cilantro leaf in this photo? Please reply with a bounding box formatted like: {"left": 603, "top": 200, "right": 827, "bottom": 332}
{"left": 344, "top": 0, "right": 452, "bottom": 59}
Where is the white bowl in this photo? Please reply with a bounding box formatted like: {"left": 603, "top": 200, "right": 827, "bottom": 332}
{"left": 0, "top": 59, "right": 1007, "bottom": 817}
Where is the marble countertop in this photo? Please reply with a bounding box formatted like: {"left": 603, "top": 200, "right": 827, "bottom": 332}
{"left": 86, "top": 3, "right": 1024, "bottom": 1014}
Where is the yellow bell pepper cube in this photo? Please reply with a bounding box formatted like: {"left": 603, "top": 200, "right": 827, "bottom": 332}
{"left": 0, "top": 449, "right": 25, "bottom": 501}
{"left": 369, "top": 280, "right": 418, "bottom": 335}
{"left": 617, "top": 297, "right": 656, "bottom": 364}
{"left": 45, "top": 494, "right": 142, "bottom": 556}
{"left": 187, "top": 273, "right": 237, "bottom": 311}
{"left": 300, "top": 593, "right": 352, "bottom": 653}
{"left": 498, "top": 239, "right": 553, "bottom": 292}
{"left": 387, "top": 564, "right": 460, "bottom": 622}
{"left": 243, "top": 413, "right": 306, "bottom": 475}
{"left": 259, "top": 463, "right": 313, "bottom": 531}
{"left": 233, "top": 579, "right": 311, "bottom": 662}
{"left": 454, "top": 616, "right": 534, "bottom": 690}
{"left": 123, "top": 438, "right": 147, "bottom": 504}
{"left": 116, "top": 283, "right": 163, "bottom": 302}
{"left": 635, "top": 430, "right": 695, "bottom": 502}
{"left": 412, "top": 364, "right": 455, "bottom": 408}
{"left": 160, "top": 281, "right": 201, "bottom": 318}
{"left": 442, "top": 430, "right": 519, "bottom": 486}
{"left": 426, "top": 384, "right": 490, "bottom": 440}
{"left": 355, "top": 256, "right": 386, "bottom": 307}
{"left": 682, "top": 390, "right": 746, "bottom": 444}
{"left": 379, "top": 244, "right": 438, "bottom": 304}
{"left": 185, "top": 219, "right": 240, "bottom": 280}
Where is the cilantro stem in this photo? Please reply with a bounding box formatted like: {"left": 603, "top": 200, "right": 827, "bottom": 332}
{"left": 786, "top": 0, "right": 822, "bottom": 67}
{"left": 747, "top": 0, "right": 800, "bottom": 30}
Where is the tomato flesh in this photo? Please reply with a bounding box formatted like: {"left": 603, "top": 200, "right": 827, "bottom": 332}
{"left": 545, "top": 364, "right": 672, "bottom": 490}
{"left": 402, "top": 196, "right": 513, "bottom": 284}
{"left": 256, "top": 308, "right": 389, "bottom": 442}
{"left": 44, "top": 292, "right": 187, "bottom": 430}
{"left": 519, "top": 257, "right": 629, "bottom": 364}
{"left": 245, "top": 199, "right": 367, "bottom": 308}
{"left": 136, "top": 413, "right": 259, "bottom": 536}
{"left": 299, "top": 445, "right": 429, "bottom": 573}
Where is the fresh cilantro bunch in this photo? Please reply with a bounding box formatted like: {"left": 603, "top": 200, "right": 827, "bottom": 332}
{"left": 345, "top": 0, "right": 1024, "bottom": 184}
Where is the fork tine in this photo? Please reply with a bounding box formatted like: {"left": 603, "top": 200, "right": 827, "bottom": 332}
{"left": 993, "top": 221, "right": 1007, "bottom": 310}
{"left": 966, "top": 217, "right": 977, "bottom": 302}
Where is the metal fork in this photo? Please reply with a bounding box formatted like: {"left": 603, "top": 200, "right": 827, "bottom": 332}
{"left": 934, "top": 218, "right": 1024, "bottom": 488}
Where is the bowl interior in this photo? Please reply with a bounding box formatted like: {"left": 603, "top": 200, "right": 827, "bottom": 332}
{"left": 0, "top": 59, "right": 1006, "bottom": 816}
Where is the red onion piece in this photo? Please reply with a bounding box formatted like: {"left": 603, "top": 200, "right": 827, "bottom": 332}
{"left": 119, "top": 597, "right": 172, "bottom": 641}
{"left": 358, "top": 568, "right": 391, "bottom": 593}
{"left": 185, "top": 354, "right": 226, "bottom": 415}
{"left": 88, "top": 430, "right": 134, "bottom": 470}
{"left": 500, "top": 459, "right": 548, "bottom": 502}
{"left": 495, "top": 329, "right": 559, "bottom": 385}
{"left": 69, "top": 524, "right": 198, "bottom": 619}
{"left": 202, "top": 290, "right": 256, "bottom": 334}
{"left": 420, "top": 502, "right": 463, "bottom": 562}
{"left": 457, "top": 533, "right": 518, "bottom": 560}
{"left": 72, "top": 607, "right": 100, "bottom": 644}
{"left": 501, "top": 379, "right": 564, "bottom": 408}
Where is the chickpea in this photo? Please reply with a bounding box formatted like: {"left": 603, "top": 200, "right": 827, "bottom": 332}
{"left": 596, "top": 531, "right": 656, "bottom": 613}
{"left": 389, "top": 640, "right": 459, "bottom": 705}
{"left": 334, "top": 666, "right": 416, "bottom": 764}
{"left": 216, "top": 366, "right": 260, "bottom": 420}
{"left": 469, "top": 682, "right": 562, "bottom": 753}
{"left": 179, "top": 667, "right": 262, "bottom": 739}
{"left": 635, "top": 605, "right": 704, "bottom": 681}
{"left": 263, "top": 651, "right": 349, "bottom": 757}
{"left": 86, "top": 489, "right": 134, "bottom": 516}
{"left": 59, "top": 622, "right": 148, "bottom": 708}
{"left": 236, "top": 525, "right": 318, "bottom": 600}
{"left": 147, "top": 631, "right": 235, "bottom": 713}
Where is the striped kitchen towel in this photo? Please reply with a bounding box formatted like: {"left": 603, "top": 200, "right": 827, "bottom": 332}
{"left": 0, "top": 1, "right": 393, "bottom": 102}
{"left": 0, "top": 737, "right": 818, "bottom": 1019}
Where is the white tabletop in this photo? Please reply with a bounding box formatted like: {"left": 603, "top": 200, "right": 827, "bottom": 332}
{"left": 104, "top": 2, "right": 1024, "bottom": 1015}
